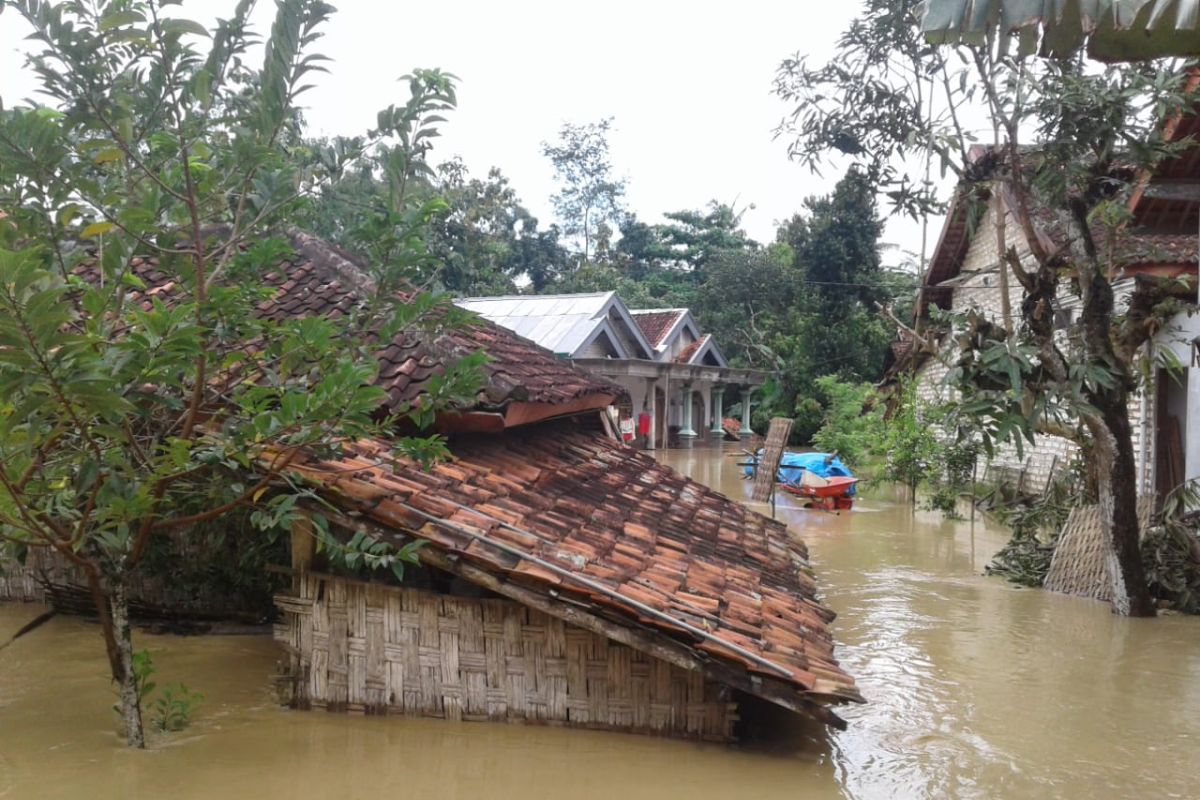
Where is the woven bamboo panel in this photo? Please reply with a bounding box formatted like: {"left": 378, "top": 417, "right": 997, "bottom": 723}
{"left": 1043, "top": 498, "right": 1154, "bottom": 601}
{"left": 751, "top": 417, "right": 794, "bottom": 502}
{"left": 0, "top": 549, "right": 70, "bottom": 602}
{"left": 0, "top": 544, "right": 258, "bottom": 617}
{"left": 275, "top": 574, "right": 738, "bottom": 741}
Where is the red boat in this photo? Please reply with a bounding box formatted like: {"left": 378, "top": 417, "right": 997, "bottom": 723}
{"left": 780, "top": 473, "right": 859, "bottom": 511}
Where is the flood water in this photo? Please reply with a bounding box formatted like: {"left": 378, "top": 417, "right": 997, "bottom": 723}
{"left": 3, "top": 442, "right": 1199, "bottom": 799}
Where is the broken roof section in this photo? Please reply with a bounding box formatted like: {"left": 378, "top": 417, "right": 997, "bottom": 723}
{"left": 285, "top": 417, "right": 863, "bottom": 723}
{"left": 455, "top": 291, "right": 656, "bottom": 360}
{"left": 75, "top": 231, "right": 622, "bottom": 430}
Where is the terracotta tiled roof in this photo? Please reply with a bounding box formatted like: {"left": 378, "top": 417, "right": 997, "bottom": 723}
{"left": 285, "top": 419, "right": 862, "bottom": 713}
{"left": 675, "top": 334, "right": 709, "bottom": 364}
{"left": 631, "top": 310, "right": 684, "bottom": 347}
{"left": 923, "top": 191, "right": 1199, "bottom": 315}
{"left": 73, "top": 231, "right": 621, "bottom": 416}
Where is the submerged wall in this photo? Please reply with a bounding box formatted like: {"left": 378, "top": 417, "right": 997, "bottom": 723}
{"left": 274, "top": 573, "right": 738, "bottom": 741}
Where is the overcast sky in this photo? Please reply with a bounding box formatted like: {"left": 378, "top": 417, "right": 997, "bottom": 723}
{"left": 0, "top": 0, "right": 938, "bottom": 262}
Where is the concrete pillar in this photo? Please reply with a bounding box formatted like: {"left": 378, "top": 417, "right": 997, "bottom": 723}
{"left": 645, "top": 378, "right": 658, "bottom": 450}
{"left": 1188, "top": 362, "right": 1200, "bottom": 481}
{"left": 710, "top": 386, "right": 725, "bottom": 435}
{"left": 740, "top": 387, "right": 754, "bottom": 437}
{"left": 679, "top": 384, "right": 697, "bottom": 437}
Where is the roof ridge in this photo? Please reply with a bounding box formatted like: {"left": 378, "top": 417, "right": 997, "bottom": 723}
{"left": 459, "top": 291, "right": 613, "bottom": 301}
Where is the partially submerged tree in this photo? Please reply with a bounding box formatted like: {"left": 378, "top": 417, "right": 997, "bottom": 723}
{"left": 0, "top": 0, "right": 478, "bottom": 745}
{"left": 542, "top": 117, "right": 627, "bottom": 263}
{"left": 777, "top": 0, "right": 1198, "bottom": 615}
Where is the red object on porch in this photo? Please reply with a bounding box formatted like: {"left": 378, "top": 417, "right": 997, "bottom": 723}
{"left": 637, "top": 412, "right": 651, "bottom": 436}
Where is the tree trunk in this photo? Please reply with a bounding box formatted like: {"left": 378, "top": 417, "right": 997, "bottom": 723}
{"left": 110, "top": 579, "right": 146, "bottom": 747}
{"left": 1088, "top": 395, "right": 1157, "bottom": 617}
{"left": 993, "top": 192, "right": 1013, "bottom": 334}
{"left": 1069, "top": 198, "right": 1156, "bottom": 617}
{"left": 85, "top": 566, "right": 146, "bottom": 747}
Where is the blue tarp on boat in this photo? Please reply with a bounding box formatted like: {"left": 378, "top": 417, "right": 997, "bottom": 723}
{"left": 744, "top": 450, "right": 856, "bottom": 495}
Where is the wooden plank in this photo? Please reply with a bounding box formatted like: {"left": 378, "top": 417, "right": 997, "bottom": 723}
{"left": 751, "top": 417, "right": 795, "bottom": 502}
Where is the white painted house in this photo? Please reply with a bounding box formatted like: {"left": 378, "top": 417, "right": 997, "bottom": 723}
{"left": 456, "top": 292, "right": 768, "bottom": 448}
{"left": 898, "top": 133, "right": 1200, "bottom": 501}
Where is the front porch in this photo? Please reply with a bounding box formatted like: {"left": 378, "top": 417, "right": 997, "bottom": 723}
{"left": 571, "top": 358, "right": 768, "bottom": 450}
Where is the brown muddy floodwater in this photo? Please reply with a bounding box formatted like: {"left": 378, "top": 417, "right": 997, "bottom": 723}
{"left": 2, "top": 442, "right": 1199, "bottom": 799}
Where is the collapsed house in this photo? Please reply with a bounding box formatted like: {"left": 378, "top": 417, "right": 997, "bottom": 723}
{"left": 260, "top": 236, "right": 860, "bottom": 739}
{"left": 2, "top": 230, "right": 860, "bottom": 740}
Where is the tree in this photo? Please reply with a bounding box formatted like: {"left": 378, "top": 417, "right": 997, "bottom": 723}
{"left": 785, "top": 169, "right": 893, "bottom": 382}
{"left": 643, "top": 202, "right": 756, "bottom": 278}
{"left": 542, "top": 117, "right": 627, "bottom": 263}
{"left": 0, "top": 0, "right": 477, "bottom": 745}
{"left": 777, "top": 0, "right": 1198, "bottom": 615}
{"left": 691, "top": 172, "right": 898, "bottom": 442}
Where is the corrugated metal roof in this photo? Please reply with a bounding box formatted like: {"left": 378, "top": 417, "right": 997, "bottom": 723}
{"left": 456, "top": 292, "right": 618, "bottom": 356}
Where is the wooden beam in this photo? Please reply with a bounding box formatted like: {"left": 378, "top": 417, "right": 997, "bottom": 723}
{"left": 1140, "top": 182, "right": 1200, "bottom": 202}
{"left": 290, "top": 512, "right": 315, "bottom": 591}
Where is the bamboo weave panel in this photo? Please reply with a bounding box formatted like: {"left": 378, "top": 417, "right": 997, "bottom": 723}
{"left": 0, "top": 543, "right": 255, "bottom": 615}
{"left": 751, "top": 417, "right": 795, "bottom": 502}
{"left": 1043, "top": 498, "right": 1153, "bottom": 601}
{"left": 275, "top": 575, "right": 737, "bottom": 741}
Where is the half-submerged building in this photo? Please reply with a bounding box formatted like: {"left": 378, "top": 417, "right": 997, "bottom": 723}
{"left": 455, "top": 292, "right": 767, "bottom": 448}
{"left": 1, "top": 232, "right": 860, "bottom": 739}
{"left": 258, "top": 250, "right": 858, "bottom": 739}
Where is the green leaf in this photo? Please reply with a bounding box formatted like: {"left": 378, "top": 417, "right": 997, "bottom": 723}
{"left": 99, "top": 10, "right": 146, "bottom": 31}
{"left": 81, "top": 222, "right": 115, "bottom": 238}
{"left": 161, "top": 18, "right": 211, "bottom": 38}
{"left": 92, "top": 147, "right": 124, "bottom": 165}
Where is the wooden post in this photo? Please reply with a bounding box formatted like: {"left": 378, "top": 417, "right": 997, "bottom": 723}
{"left": 291, "top": 512, "right": 315, "bottom": 591}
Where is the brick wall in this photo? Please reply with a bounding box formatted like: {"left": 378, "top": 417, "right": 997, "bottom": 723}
{"left": 913, "top": 204, "right": 1154, "bottom": 496}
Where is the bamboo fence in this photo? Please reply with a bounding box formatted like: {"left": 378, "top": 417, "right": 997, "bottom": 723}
{"left": 274, "top": 572, "right": 738, "bottom": 741}
{"left": 1043, "top": 498, "right": 1154, "bottom": 601}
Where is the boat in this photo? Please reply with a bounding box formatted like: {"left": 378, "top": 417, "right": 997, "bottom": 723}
{"left": 779, "top": 470, "right": 859, "bottom": 511}
{"left": 743, "top": 450, "right": 858, "bottom": 511}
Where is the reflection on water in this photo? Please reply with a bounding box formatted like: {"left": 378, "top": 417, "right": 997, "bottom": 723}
{"left": 659, "top": 443, "right": 1200, "bottom": 800}
{"left": 2, "top": 441, "right": 1198, "bottom": 799}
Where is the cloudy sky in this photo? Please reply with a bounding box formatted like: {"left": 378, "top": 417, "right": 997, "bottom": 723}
{"left": 0, "top": 0, "right": 937, "bottom": 260}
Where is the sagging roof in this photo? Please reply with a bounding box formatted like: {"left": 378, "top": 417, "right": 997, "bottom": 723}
{"left": 284, "top": 418, "right": 863, "bottom": 721}
{"left": 455, "top": 291, "right": 656, "bottom": 360}
{"left": 75, "top": 231, "right": 622, "bottom": 427}
{"left": 921, "top": 91, "right": 1200, "bottom": 313}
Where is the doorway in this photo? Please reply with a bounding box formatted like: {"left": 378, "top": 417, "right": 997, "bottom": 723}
{"left": 1155, "top": 368, "right": 1188, "bottom": 504}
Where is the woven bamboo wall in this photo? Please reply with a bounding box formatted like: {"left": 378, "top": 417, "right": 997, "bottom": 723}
{"left": 0, "top": 549, "right": 65, "bottom": 602}
{"left": 274, "top": 573, "right": 738, "bottom": 741}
